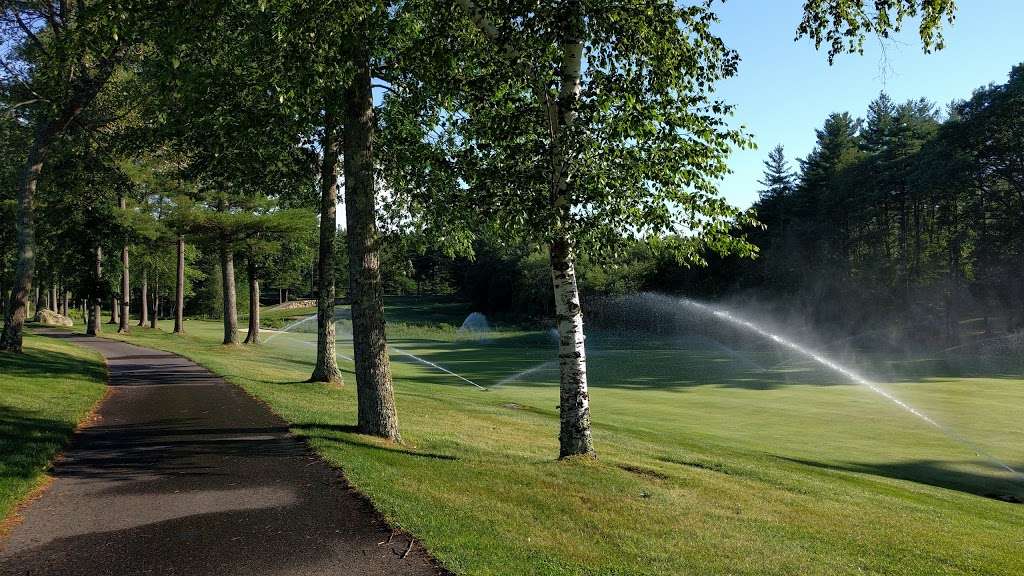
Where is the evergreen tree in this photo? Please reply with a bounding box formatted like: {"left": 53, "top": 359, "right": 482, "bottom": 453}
{"left": 751, "top": 145, "right": 795, "bottom": 287}
{"left": 758, "top": 145, "right": 796, "bottom": 202}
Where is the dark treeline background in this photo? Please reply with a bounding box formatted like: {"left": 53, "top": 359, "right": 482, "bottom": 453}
{"left": 728, "top": 63, "right": 1024, "bottom": 349}
{"left": 361, "top": 63, "right": 1024, "bottom": 351}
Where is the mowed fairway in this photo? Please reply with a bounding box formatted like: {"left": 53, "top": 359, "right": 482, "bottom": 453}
{"left": 106, "top": 301, "right": 1024, "bottom": 576}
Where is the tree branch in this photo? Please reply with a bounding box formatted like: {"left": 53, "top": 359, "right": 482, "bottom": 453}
{"left": 14, "top": 11, "right": 51, "bottom": 56}
{"left": 3, "top": 98, "right": 46, "bottom": 116}
{"left": 371, "top": 83, "right": 401, "bottom": 97}
{"left": 453, "top": 0, "right": 550, "bottom": 102}
{"left": 0, "top": 56, "right": 50, "bottom": 102}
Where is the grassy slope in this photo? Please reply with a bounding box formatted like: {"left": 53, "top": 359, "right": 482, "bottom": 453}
{"left": 106, "top": 309, "right": 1024, "bottom": 576}
{"left": 0, "top": 333, "right": 107, "bottom": 523}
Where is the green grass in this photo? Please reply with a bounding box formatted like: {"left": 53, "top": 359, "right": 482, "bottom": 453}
{"left": 259, "top": 304, "right": 317, "bottom": 328}
{"left": 257, "top": 295, "right": 472, "bottom": 330}
{"left": 0, "top": 332, "right": 107, "bottom": 524}
{"left": 105, "top": 305, "right": 1024, "bottom": 576}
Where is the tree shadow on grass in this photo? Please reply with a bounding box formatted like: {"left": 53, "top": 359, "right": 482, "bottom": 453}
{"left": 0, "top": 341, "right": 104, "bottom": 381}
{"left": 290, "top": 422, "right": 459, "bottom": 461}
{"left": 0, "top": 406, "right": 79, "bottom": 495}
{"left": 0, "top": 345, "right": 106, "bottom": 504}
{"left": 777, "top": 455, "right": 1024, "bottom": 503}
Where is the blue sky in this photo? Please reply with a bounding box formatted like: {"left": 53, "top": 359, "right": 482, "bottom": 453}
{"left": 712, "top": 0, "right": 1024, "bottom": 209}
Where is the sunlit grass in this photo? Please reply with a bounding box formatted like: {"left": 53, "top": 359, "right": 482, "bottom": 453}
{"left": 106, "top": 306, "right": 1024, "bottom": 575}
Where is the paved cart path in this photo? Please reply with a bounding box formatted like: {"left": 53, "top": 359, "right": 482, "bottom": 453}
{"left": 1, "top": 331, "right": 443, "bottom": 576}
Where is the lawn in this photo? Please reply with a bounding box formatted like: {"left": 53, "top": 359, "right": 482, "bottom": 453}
{"left": 0, "top": 332, "right": 107, "bottom": 526}
{"left": 104, "top": 302, "right": 1024, "bottom": 575}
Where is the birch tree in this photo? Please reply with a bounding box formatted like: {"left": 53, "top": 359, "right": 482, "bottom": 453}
{"left": 449, "top": 0, "right": 956, "bottom": 457}
{"left": 446, "top": 0, "right": 752, "bottom": 457}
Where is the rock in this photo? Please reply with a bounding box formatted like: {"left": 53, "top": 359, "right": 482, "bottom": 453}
{"left": 267, "top": 299, "right": 317, "bottom": 311}
{"left": 37, "top": 308, "right": 74, "bottom": 327}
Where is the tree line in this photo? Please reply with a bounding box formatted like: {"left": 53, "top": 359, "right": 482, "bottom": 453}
{"left": 1, "top": 0, "right": 956, "bottom": 458}
{"left": 716, "top": 65, "right": 1024, "bottom": 349}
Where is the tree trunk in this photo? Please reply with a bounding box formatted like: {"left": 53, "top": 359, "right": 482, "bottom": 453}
{"left": 87, "top": 304, "right": 99, "bottom": 336}
{"left": 88, "top": 247, "right": 102, "bottom": 336}
{"left": 50, "top": 284, "right": 57, "bottom": 312}
{"left": 308, "top": 109, "right": 343, "bottom": 382}
{"left": 344, "top": 52, "right": 399, "bottom": 440}
{"left": 550, "top": 237, "right": 595, "bottom": 457}
{"left": 174, "top": 235, "right": 185, "bottom": 333}
{"left": 119, "top": 200, "right": 130, "bottom": 333}
{"left": 1, "top": 123, "right": 53, "bottom": 351}
{"left": 138, "top": 268, "right": 148, "bottom": 326}
{"left": 108, "top": 297, "right": 119, "bottom": 324}
{"left": 62, "top": 289, "right": 69, "bottom": 316}
{"left": 244, "top": 258, "right": 261, "bottom": 345}
{"left": 150, "top": 278, "right": 158, "bottom": 329}
{"left": 32, "top": 286, "right": 41, "bottom": 321}
{"left": 547, "top": 7, "right": 594, "bottom": 458}
{"left": 220, "top": 242, "right": 239, "bottom": 345}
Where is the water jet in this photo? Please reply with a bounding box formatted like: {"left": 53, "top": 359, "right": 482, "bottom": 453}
{"left": 670, "top": 294, "right": 1021, "bottom": 479}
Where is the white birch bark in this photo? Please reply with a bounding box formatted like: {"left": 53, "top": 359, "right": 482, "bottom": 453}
{"left": 549, "top": 13, "right": 593, "bottom": 457}
{"left": 88, "top": 246, "right": 102, "bottom": 336}
{"left": 550, "top": 236, "right": 593, "bottom": 456}
{"left": 138, "top": 268, "right": 148, "bottom": 327}
{"left": 457, "top": 0, "right": 594, "bottom": 456}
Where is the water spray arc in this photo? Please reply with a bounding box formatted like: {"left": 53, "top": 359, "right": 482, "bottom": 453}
{"left": 497, "top": 359, "right": 558, "bottom": 386}
{"left": 677, "top": 296, "right": 1022, "bottom": 479}
{"left": 331, "top": 321, "right": 485, "bottom": 390}
{"left": 262, "top": 313, "right": 484, "bottom": 389}
{"left": 262, "top": 314, "right": 318, "bottom": 344}
{"left": 391, "top": 347, "right": 487, "bottom": 390}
